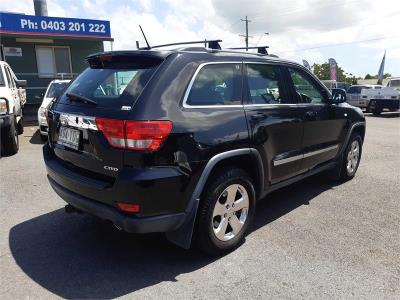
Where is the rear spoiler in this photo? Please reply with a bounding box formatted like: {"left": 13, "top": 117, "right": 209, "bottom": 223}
{"left": 86, "top": 51, "right": 168, "bottom": 69}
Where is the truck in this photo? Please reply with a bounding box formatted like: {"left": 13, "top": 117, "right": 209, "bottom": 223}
{"left": 347, "top": 84, "right": 399, "bottom": 115}
{"left": 0, "top": 61, "right": 27, "bottom": 156}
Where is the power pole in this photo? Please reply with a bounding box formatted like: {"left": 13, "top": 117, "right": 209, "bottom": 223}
{"left": 240, "top": 16, "right": 252, "bottom": 51}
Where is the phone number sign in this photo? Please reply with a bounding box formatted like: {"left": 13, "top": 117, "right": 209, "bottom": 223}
{"left": 0, "top": 13, "right": 111, "bottom": 39}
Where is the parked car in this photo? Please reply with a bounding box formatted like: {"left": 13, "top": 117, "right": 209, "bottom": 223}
{"left": 0, "top": 61, "right": 27, "bottom": 156}
{"left": 347, "top": 84, "right": 399, "bottom": 114}
{"left": 386, "top": 77, "right": 400, "bottom": 91}
{"left": 37, "top": 79, "right": 70, "bottom": 140}
{"left": 43, "top": 46, "right": 366, "bottom": 254}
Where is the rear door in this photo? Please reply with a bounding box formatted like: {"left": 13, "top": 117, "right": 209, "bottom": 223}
{"left": 286, "top": 66, "right": 347, "bottom": 170}
{"left": 47, "top": 54, "right": 163, "bottom": 178}
{"left": 243, "top": 62, "right": 305, "bottom": 185}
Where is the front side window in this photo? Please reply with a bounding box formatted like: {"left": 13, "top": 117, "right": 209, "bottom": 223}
{"left": 4, "top": 67, "right": 15, "bottom": 88}
{"left": 246, "top": 64, "right": 289, "bottom": 104}
{"left": 289, "top": 68, "right": 325, "bottom": 104}
{"left": 186, "top": 63, "right": 242, "bottom": 106}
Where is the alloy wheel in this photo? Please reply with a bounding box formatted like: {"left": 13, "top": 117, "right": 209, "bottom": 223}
{"left": 211, "top": 184, "right": 249, "bottom": 241}
{"left": 346, "top": 140, "right": 360, "bottom": 175}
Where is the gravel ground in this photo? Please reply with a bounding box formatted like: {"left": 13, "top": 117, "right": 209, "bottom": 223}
{"left": 0, "top": 113, "right": 399, "bottom": 299}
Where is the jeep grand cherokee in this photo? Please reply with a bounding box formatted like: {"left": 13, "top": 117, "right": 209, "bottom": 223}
{"left": 43, "top": 45, "right": 365, "bottom": 255}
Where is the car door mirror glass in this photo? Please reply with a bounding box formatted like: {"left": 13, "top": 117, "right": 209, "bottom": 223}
{"left": 331, "top": 88, "right": 347, "bottom": 103}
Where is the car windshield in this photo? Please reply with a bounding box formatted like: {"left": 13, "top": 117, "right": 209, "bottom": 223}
{"left": 347, "top": 86, "right": 371, "bottom": 94}
{"left": 45, "top": 82, "right": 69, "bottom": 98}
{"left": 58, "top": 66, "right": 157, "bottom": 107}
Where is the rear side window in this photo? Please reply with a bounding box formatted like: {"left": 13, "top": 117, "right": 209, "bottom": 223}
{"left": 246, "top": 64, "right": 289, "bottom": 104}
{"left": 186, "top": 63, "right": 242, "bottom": 106}
{"left": 58, "top": 63, "right": 160, "bottom": 107}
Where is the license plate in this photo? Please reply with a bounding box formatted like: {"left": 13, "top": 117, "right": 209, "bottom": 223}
{"left": 58, "top": 126, "right": 80, "bottom": 150}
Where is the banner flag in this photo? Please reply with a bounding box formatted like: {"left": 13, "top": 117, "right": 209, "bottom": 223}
{"left": 328, "top": 58, "right": 338, "bottom": 81}
{"left": 302, "top": 59, "right": 311, "bottom": 71}
{"left": 377, "top": 51, "right": 386, "bottom": 85}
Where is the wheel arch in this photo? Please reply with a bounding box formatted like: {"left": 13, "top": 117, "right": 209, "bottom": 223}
{"left": 166, "top": 148, "right": 264, "bottom": 249}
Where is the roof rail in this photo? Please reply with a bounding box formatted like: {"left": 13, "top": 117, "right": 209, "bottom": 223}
{"left": 227, "top": 46, "right": 269, "bottom": 55}
{"left": 137, "top": 39, "right": 222, "bottom": 50}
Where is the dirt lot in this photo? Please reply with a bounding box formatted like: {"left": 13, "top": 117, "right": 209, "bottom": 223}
{"left": 0, "top": 113, "right": 399, "bottom": 299}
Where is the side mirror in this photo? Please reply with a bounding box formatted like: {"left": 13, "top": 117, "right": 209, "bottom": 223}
{"left": 331, "top": 88, "right": 347, "bottom": 103}
{"left": 15, "top": 80, "right": 27, "bottom": 88}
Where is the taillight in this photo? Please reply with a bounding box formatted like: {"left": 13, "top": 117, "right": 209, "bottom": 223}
{"left": 96, "top": 118, "right": 125, "bottom": 148}
{"left": 125, "top": 121, "right": 172, "bottom": 151}
{"left": 95, "top": 118, "right": 172, "bottom": 151}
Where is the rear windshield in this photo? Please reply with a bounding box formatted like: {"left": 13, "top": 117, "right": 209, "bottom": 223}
{"left": 46, "top": 82, "right": 69, "bottom": 98}
{"left": 347, "top": 86, "right": 371, "bottom": 94}
{"left": 58, "top": 66, "right": 158, "bottom": 107}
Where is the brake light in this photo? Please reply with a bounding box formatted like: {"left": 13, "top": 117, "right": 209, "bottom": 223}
{"left": 95, "top": 118, "right": 172, "bottom": 151}
{"left": 96, "top": 118, "right": 125, "bottom": 148}
{"left": 125, "top": 121, "right": 172, "bottom": 151}
{"left": 116, "top": 202, "right": 140, "bottom": 213}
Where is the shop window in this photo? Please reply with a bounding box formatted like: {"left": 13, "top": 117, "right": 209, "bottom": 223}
{"left": 36, "top": 46, "right": 72, "bottom": 78}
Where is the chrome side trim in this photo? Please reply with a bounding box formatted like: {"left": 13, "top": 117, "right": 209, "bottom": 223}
{"left": 303, "top": 144, "right": 339, "bottom": 158}
{"left": 182, "top": 61, "right": 243, "bottom": 109}
{"left": 273, "top": 144, "right": 339, "bottom": 166}
{"left": 273, "top": 153, "right": 303, "bottom": 166}
{"left": 59, "top": 113, "right": 98, "bottom": 131}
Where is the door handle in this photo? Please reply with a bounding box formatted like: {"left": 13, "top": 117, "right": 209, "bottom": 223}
{"left": 304, "top": 111, "right": 317, "bottom": 121}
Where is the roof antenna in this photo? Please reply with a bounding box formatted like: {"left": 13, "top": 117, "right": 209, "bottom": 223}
{"left": 139, "top": 25, "right": 151, "bottom": 49}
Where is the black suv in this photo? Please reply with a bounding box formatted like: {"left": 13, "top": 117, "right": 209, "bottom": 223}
{"left": 43, "top": 45, "right": 365, "bottom": 254}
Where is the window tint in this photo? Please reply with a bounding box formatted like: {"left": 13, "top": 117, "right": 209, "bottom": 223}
{"left": 187, "top": 64, "right": 241, "bottom": 106}
{"left": 58, "top": 66, "right": 157, "bottom": 107}
{"left": 247, "top": 64, "right": 289, "bottom": 104}
{"left": 289, "top": 68, "right": 325, "bottom": 103}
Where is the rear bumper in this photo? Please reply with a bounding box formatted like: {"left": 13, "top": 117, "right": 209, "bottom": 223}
{"left": 48, "top": 176, "right": 186, "bottom": 233}
{"left": 43, "top": 143, "right": 192, "bottom": 232}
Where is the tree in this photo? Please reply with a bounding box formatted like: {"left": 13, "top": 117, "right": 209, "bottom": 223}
{"left": 312, "top": 62, "right": 357, "bottom": 84}
{"left": 365, "top": 74, "right": 372, "bottom": 79}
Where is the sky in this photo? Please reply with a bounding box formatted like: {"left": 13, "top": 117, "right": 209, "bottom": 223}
{"left": 1, "top": 0, "right": 399, "bottom": 78}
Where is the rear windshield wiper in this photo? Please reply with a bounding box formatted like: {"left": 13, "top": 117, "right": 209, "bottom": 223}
{"left": 66, "top": 92, "right": 98, "bottom": 105}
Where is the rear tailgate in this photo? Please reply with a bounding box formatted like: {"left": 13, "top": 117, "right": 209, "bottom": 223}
{"left": 47, "top": 51, "right": 165, "bottom": 180}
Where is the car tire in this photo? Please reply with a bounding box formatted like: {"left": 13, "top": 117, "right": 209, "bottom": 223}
{"left": 339, "top": 133, "right": 362, "bottom": 181}
{"left": 195, "top": 168, "right": 256, "bottom": 255}
{"left": 1, "top": 117, "right": 19, "bottom": 156}
{"left": 17, "top": 115, "right": 24, "bottom": 135}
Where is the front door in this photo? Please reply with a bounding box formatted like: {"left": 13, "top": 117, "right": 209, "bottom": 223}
{"left": 243, "top": 62, "right": 305, "bottom": 186}
{"left": 287, "top": 67, "right": 348, "bottom": 170}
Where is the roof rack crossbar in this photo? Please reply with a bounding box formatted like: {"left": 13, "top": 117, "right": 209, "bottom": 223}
{"left": 227, "top": 46, "right": 269, "bottom": 54}
{"left": 138, "top": 39, "right": 222, "bottom": 50}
